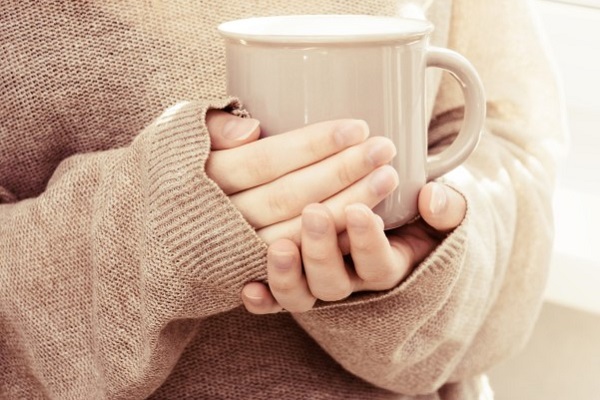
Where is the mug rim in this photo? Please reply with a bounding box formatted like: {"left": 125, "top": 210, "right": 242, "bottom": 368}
{"left": 218, "top": 14, "right": 434, "bottom": 45}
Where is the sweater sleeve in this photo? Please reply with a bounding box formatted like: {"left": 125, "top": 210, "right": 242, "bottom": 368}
{"left": 0, "top": 100, "right": 268, "bottom": 399}
{"left": 291, "top": 0, "right": 568, "bottom": 395}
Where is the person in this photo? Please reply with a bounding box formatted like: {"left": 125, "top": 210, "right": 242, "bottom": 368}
{"left": 0, "top": 0, "right": 567, "bottom": 399}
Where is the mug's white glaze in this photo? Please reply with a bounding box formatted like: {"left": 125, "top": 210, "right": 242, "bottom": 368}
{"left": 219, "top": 15, "right": 484, "bottom": 229}
{"left": 218, "top": 14, "right": 432, "bottom": 43}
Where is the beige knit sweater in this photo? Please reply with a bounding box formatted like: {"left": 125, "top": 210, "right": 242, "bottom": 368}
{"left": 0, "top": 0, "right": 566, "bottom": 399}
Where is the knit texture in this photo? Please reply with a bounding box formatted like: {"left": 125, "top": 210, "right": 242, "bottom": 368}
{"left": 0, "top": 0, "right": 566, "bottom": 399}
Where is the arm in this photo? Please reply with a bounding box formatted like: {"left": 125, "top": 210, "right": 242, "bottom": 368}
{"left": 0, "top": 100, "right": 268, "bottom": 398}
{"left": 0, "top": 97, "right": 397, "bottom": 398}
{"left": 243, "top": 0, "right": 568, "bottom": 394}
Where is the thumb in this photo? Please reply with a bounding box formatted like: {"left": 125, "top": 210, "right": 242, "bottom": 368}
{"left": 205, "top": 110, "right": 261, "bottom": 150}
{"left": 418, "top": 182, "right": 466, "bottom": 232}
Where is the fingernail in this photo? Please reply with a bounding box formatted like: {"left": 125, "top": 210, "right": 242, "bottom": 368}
{"left": 243, "top": 289, "right": 264, "bottom": 306}
{"left": 244, "top": 295, "right": 263, "bottom": 306}
{"left": 222, "top": 117, "right": 259, "bottom": 141}
{"left": 429, "top": 183, "right": 448, "bottom": 215}
{"left": 375, "top": 214, "right": 385, "bottom": 230}
{"left": 345, "top": 205, "right": 371, "bottom": 231}
{"left": 370, "top": 166, "right": 399, "bottom": 197}
{"left": 303, "top": 208, "right": 329, "bottom": 236}
{"left": 367, "top": 138, "right": 397, "bottom": 166}
{"left": 334, "top": 120, "right": 369, "bottom": 147}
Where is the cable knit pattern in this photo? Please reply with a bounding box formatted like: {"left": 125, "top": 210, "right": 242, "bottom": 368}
{"left": 0, "top": 0, "right": 566, "bottom": 399}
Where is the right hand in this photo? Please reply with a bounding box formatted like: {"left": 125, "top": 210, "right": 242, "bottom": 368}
{"left": 242, "top": 182, "right": 468, "bottom": 314}
{"left": 204, "top": 110, "right": 399, "bottom": 244}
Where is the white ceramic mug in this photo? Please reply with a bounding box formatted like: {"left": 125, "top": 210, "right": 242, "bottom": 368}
{"left": 219, "top": 15, "right": 485, "bottom": 229}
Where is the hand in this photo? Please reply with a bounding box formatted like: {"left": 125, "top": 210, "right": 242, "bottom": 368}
{"left": 241, "top": 182, "right": 467, "bottom": 314}
{"left": 204, "top": 111, "right": 399, "bottom": 243}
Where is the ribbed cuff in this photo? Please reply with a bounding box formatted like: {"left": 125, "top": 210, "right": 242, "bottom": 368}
{"left": 144, "top": 99, "right": 268, "bottom": 292}
{"left": 298, "top": 189, "right": 471, "bottom": 313}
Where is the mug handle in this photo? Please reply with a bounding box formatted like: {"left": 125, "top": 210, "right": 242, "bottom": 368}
{"left": 425, "top": 47, "right": 486, "bottom": 180}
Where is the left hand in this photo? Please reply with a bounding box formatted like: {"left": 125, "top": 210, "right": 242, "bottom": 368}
{"left": 241, "top": 181, "right": 467, "bottom": 314}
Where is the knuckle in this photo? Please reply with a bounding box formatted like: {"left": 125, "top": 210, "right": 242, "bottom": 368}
{"left": 245, "top": 146, "right": 275, "bottom": 182}
{"left": 314, "top": 282, "right": 352, "bottom": 302}
{"left": 306, "top": 133, "right": 328, "bottom": 159}
{"left": 303, "top": 121, "right": 343, "bottom": 159}
{"left": 266, "top": 184, "right": 299, "bottom": 220}
{"left": 269, "top": 276, "right": 297, "bottom": 294}
{"left": 350, "top": 237, "right": 377, "bottom": 252}
{"left": 335, "top": 161, "right": 357, "bottom": 187}
{"left": 285, "top": 298, "right": 316, "bottom": 313}
{"left": 359, "top": 266, "right": 396, "bottom": 285}
{"left": 303, "top": 247, "right": 333, "bottom": 264}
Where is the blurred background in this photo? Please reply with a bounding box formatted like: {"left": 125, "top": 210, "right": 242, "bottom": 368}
{"left": 487, "top": 0, "right": 600, "bottom": 399}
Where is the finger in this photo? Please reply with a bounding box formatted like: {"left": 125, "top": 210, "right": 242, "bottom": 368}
{"left": 344, "top": 204, "right": 404, "bottom": 292}
{"left": 258, "top": 165, "right": 399, "bottom": 245}
{"left": 337, "top": 209, "right": 385, "bottom": 257}
{"left": 206, "top": 119, "right": 369, "bottom": 194}
{"left": 329, "top": 207, "right": 384, "bottom": 256}
{"left": 301, "top": 204, "right": 353, "bottom": 302}
{"left": 231, "top": 136, "right": 396, "bottom": 229}
{"left": 386, "top": 221, "right": 439, "bottom": 279}
{"left": 241, "top": 282, "right": 283, "bottom": 315}
{"left": 205, "top": 110, "right": 261, "bottom": 150}
{"left": 338, "top": 231, "right": 351, "bottom": 256}
{"left": 417, "top": 182, "right": 466, "bottom": 232}
{"left": 267, "top": 239, "right": 316, "bottom": 313}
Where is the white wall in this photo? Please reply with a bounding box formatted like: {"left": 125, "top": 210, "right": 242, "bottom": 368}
{"left": 536, "top": 0, "right": 600, "bottom": 315}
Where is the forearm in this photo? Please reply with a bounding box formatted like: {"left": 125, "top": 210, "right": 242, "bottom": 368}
{"left": 292, "top": 0, "right": 568, "bottom": 391}
{"left": 0, "top": 100, "right": 267, "bottom": 398}
{"left": 290, "top": 119, "right": 557, "bottom": 394}
{"left": 444, "top": 115, "right": 558, "bottom": 381}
